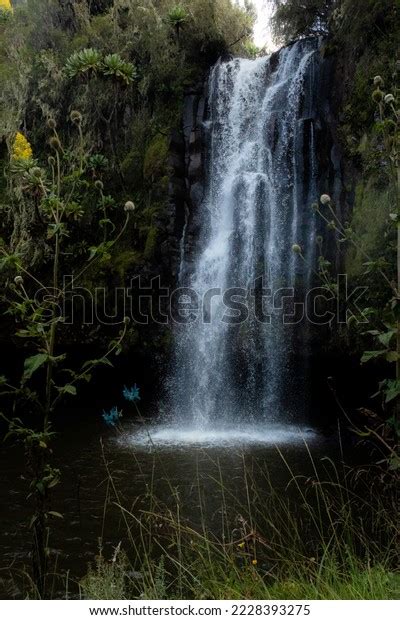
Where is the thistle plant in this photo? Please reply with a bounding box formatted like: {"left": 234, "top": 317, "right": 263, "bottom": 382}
{"left": 0, "top": 113, "right": 133, "bottom": 597}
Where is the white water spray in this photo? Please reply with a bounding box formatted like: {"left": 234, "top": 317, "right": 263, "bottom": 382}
{"left": 165, "top": 41, "right": 320, "bottom": 442}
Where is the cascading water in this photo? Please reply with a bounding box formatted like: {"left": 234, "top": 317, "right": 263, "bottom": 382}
{"left": 161, "top": 40, "right": 321, "bottom": 444}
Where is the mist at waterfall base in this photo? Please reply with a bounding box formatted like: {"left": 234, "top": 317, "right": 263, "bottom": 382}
{"left": 128, "top": 40, "right": 323, "bottom": 449}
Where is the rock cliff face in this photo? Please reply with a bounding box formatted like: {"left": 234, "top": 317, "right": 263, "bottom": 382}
{"left": 166, "top": 84, "right": 207, "bottom": 280}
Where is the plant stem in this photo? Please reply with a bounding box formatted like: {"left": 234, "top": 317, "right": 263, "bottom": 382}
{"left": 44, "top": 154, "right": 61, "bottom": 432}
{"left": 396, "top": 161, "right": 400, "bottom": 422}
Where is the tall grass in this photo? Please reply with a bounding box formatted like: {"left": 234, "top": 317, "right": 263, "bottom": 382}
{"left": 80, "top": 442, "right": 400, "bottom": 600}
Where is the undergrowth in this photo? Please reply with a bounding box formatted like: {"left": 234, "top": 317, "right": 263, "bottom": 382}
{"left": 78, "top": 444, "right": 400, "bottom": 600}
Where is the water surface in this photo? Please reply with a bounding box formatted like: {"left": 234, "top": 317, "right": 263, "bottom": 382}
{"left": 0, "top": 416, "right": 343, "bottom": 598}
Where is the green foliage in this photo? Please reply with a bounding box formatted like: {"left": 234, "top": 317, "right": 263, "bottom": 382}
{"left": 102, "top": 53, "right": 137, "bottom": 85}
{"left": 345, "top": 181, "right": 394, "bottom": 278}
{"left": 144, "top": 226, "right": 159, "bottom": 261}
{"left": 0, "top": 0, "right": 254, "bottom": 293}
{"left": 65, "top": 48, "right": 103, "bottom": 78}
{"left": 80, "top": 545, "right": 128, "bottom": 600}
{"left": 0, "top": 112, "right": 132, "bottom": 597}
{"left": 65, "top": 48, "right": 136, "bottom": 85}
{"left": 143, "top": 134, "right": 169, "bottom": 182}
{"left": 243, "top": 41, "right": 260, "bottom": 58}
{"left": 82, "top": 457, "right": 400, "bottom": 601}
{"left": 271, "top": 0, "right": 337, "bottom": 44}
{"left": 306, "top": 55, "right": 400, "bottom": 438}
{"left": 110, "top": 249, "right": 142, "bottom": 280}
{"left": 167, "top": 4, "right": 189, "bottom": 35}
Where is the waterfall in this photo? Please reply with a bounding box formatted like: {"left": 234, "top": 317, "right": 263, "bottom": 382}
{"left": 169, "top": 40, "right": 320, "bottom": 432}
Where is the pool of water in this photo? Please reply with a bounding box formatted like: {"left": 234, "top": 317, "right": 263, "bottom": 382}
{"left": 0, "top": 416, "right": 344, "bottom": 598}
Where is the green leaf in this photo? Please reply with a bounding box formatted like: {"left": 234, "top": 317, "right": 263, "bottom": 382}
{"left": 82, "top": 357, "right": 113, "bottom": 370}
{"left": 47, "top": 511, "right": 63, "bottom": 519}
{"left": 56, "top": 384, "right": 77, "bottom": 396}
{"left": 388, "top": 455, "right": 400, "bottom": 471}
{"left": 384, "top": 380, "right": 400, "bottom": 404}
{"left": 361, "top": 350, "right": 386, "bottom": 363}
{"left": 29, "top": 515, "right": 38, "bottom": 529}
{"left": 47, "top": 478, "right": 60, "bottom": 489}
{"left": 386, "top": 350, "right": 398, "bottom": 363}
{"left": 36, "top": 481, "right": 45, "bottom": 496}
{"left": 378, "top": 330, "right": 396, "bottom": 347}
{"left": 23, "top": 353, "right": 48, "bottom": 381}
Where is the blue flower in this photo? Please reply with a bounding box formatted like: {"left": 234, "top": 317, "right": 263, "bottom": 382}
{"left": 102, "top": 406, "right": 121, "bottom": 427}
{"left": 122, "top": 384, "right": 140, "bottom": 403}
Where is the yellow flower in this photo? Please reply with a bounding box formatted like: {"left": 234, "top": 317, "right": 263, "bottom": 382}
{"left": 0, "top": 0, "right": 13, "bottom": 12}
{"left": 238, "top": 542, "right": 245, "bottom": 549}
{"left": 251, "top": 559, "right": 257, "bottom": 566}
{"left": 12, "top": 132, "right": 33, "bottom": 161}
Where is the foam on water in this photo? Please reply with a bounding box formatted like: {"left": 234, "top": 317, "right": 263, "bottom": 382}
{"left": 120, "top": 424, "right": 318, "bottom": 449}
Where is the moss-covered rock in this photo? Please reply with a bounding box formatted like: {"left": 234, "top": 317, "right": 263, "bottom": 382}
{"left": 144, "top": 226, "right": 158, "bottom": 261}
{"left": 111, "top": 249, "right": 142, "bottom": 280}
{"left": 345, "top": 180, "right": 394, "bottom": 278}
{"left": 143, "top": 134, "right": 169, "bottom": 183}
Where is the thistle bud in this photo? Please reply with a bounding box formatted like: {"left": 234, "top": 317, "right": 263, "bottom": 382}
{"left": 14, "top": 276, "right": 24, "bottom": 286}
{"left": 47, "top": 118, "right": 57, "bottom": 130}
{"left": 49, "top": 136, "right": 62, "bottom": 151}
{"left": 124, "top": 201, "right": 135, "bottom": 212}
{"left": 30, "top": 166, "right": 43, "bottom": 178}
{"left": 70, "top": 110, "right": 82, "bottom": 125}
{"left": 320, "top": 194, "right": 331, "bottom": 206}
{"left": 94, "top": 180, "right": 104, "bottom": 191}
{"left": 311, "top": 202, "right": 319, "bottom": 211}
{"left": 384, "top": 93, "right": 395, "bottom": 104}
{"left": 327, "top": 221, "right": 336, "bottom": 231}
{"left": 372, "top": 89, "right": 384, "bottom": 103}
{"left": 373, "top": 75, "right": 384, "bottom": 87}
{"left": 123, "top": 316, "right": 131, "bottom": 325}
{"left": 292, "top": 244, "right": 302, "bottom": 254}
{"left": 316, "top": 235, "right": 323, "bottom": 246}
